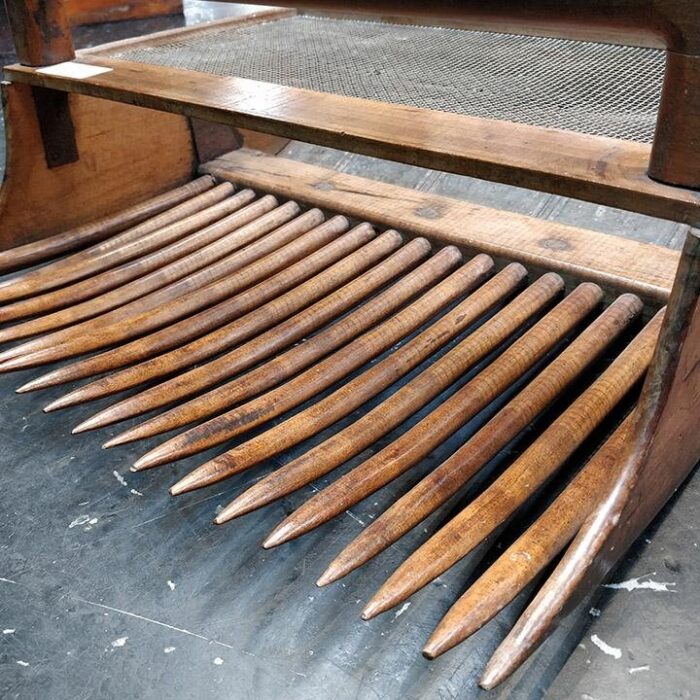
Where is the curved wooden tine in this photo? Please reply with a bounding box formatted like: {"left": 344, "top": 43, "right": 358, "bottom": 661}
{"left": 360, "top": 304, "right": 657, "bottom": 620}
{"left": 260, "top": 281, "right": 598, "bottom": 551}
{"left": 422, "top": 411, "right": 636, "bottom": 662}
{"left": 0, "top": 176, "right": 215, "bottom": 275}
{"left": 217, "top": 263, "right": 552, "bottom": 523}
{"left": 0, "top": 202, "right": 308, "bottom": 368}
{"left": 0, "top": 182, "right": 235, "bottom": 302}
{"left": 479, "top": 230, "right": 700, "bottom": 690}
{"left": 161, "top": 247, "right": 467, "bottom": 491}
{"left": 0, "top": 189, "right": 264, "bottom": 332}
{"left": 339, "top": 295, "right": 640, "bottom": 619}
{"left": 105, "top": 249, "right": 487, "bottom": 450}
{"left": 22, "top": 218, "right": 367, "bottom": 394}
{"left": 71, "top": 232, "right": 425, "bottom": 428}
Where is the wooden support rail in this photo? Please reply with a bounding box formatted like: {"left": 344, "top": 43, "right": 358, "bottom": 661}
{"left": 5, "top": 58, "right": 700, "bottom": 225}
{"left": 204, "top": 150, "right": 681, "bottom": 303}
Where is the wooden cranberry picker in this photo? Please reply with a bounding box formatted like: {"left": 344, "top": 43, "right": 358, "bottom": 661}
{"left": 0, "top": 0, "right": 698, "bottom": 689}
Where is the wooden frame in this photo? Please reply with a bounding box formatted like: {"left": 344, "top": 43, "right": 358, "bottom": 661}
{"left": 0, "top": 0, "right": 698, "bottom": 691}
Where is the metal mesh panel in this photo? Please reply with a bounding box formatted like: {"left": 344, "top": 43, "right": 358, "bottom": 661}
{"left": 109, "top": 15, "right": 665, "bottom": 142}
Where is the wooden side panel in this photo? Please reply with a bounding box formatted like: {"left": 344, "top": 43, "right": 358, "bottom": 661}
{"left": 0, "top": 82, "right": 196, "bottom": 250}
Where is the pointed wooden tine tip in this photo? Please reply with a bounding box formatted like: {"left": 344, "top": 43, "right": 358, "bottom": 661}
{"left": 213, "top": 502, "right": 241, "bottom": 525}
{"left": 361, "top": 595, "right": 392, "bottom": 621}
{"left": 316, "top": 558, "right": 353, "bottom": 587}
{"left": 42, "top": 394, "right": 74, "bottom": 413}
{"left": 261, "top": 523, "right": 293, "bottom": 549}
{"left": 422, "top": 629, "right": 458, "bottom": 661}
{"left": 479, "top": 641, "right": 528, "bottom": 690}
{"left": 71, "top": 416, "right": 103, "bottom": 434}
{"left": 17, "top": 378, "right": 42, "bottom": 394}
{"left": 130, "top": 445, "right": 171, "bottom": 470}
{"left": 103, "top": 432, "right": 136, "bottom": 450}
{"left": 169, "top": 468, "right": 210, "bottom": 496}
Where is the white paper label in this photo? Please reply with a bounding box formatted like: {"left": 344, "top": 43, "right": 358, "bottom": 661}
{"left": 36, "top": 61, "right": 113, "bottom": 80}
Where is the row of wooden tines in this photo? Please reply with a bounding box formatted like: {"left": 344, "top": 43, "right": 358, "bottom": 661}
{"left": 0, "top": 175, "right": 661, "bottom": 687}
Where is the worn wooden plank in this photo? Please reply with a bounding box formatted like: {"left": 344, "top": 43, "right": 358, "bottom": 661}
{"left": 5, "top": 56, "right": 700, "bottom": 225}
{"left": 200, "top": 149, "right": 680, "bottom": 303}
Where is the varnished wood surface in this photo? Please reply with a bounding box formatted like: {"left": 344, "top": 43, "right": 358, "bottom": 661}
{"left": 0, "top": 166, "right": 696, "bottom": 696}
{"left": 5, "top": 56, "right": 700, "bottom": 225}
{"left": 204, "top": 150, "right": 681, "bottom": 303}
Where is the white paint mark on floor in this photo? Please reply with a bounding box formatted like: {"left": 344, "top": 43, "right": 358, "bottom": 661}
{"left": 0, "top": 577, "right": 17, "bottom": 584}
{"left": 16, "top": 660, "right": 29, "bottom": 667}
{"left": 79, "top": 599, "right": 234, "bottom": 650}
{"left": 113, "top": 470, "right": 128, "bottom": 487}
{"left": 629, "top": 665, "right": 651, "bottom": 674}
{"left": 3, "top": 629, "right": 15, "bottom": 634}
{"left": 345, "top": 510, "right": 365, "bottom": 527}
{"left": 111, "top": 636, "right": 128, "bottom": 648}
{"left": 164, "top": 646, "right": 176, "bottom": 654}
{"left": 213, "top": 657, "right": 224, "bottom": 665}
{"left": 68, "top": 514, "right": 91, "bottom": 529}
{"left": 604, "top": 573, "right": 676, "bottom": 593}
{"left": 130, "top": 489, "right": 143, "bottom": 497}
{"left": 167, "top": 580, "right": 176, "bottom": 591}
{"left": 589, "top": 607, "right": 601, "bottom": 617}
{"left": 394, "top": 602, "right": 411, "bottom": 619}
{"left": 590, "top": 634, "right": 622, "bottom": 659}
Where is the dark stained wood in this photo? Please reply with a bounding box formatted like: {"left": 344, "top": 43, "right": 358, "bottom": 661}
{"left": 424, "top": 411, "right": 637, "bottom": 662}
{"left": 0, "top": 203, "right": 313, "bottom": 369}
{"left": 328, "top": 294, "right": 640, "bottom": 614}
{"left": 31, "top": 87, "right": 79, "bottom": 168}
{"left": 375, "top": 308, "right": 662, "bottom": 639}
{"left": 0, "top": 193, "right": 274, "bottom": 339}
{"left": 205, "top": 151, "right": 682, "bottom": 303}
{"left": 0, "top": 82, "right": 195, "bottom": 250}
{"left": 216, "top": 264, "right": 554, "bottom": 523}
{"left": 5, "top": 0, "right": 74, "bottom": 66}
{"left": 6, "top": 58, "right": 700, "bottom": 226}
{"left": 211, "top": 0, "right": 699, "bottom": 53}
{"left": 649, "top": 52, "right": 700, "bottom": 188}
{"left": 110, "top": 252, "right": 491, "bottom": 456}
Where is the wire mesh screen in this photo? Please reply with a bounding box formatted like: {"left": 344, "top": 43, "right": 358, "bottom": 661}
{"left": 108, "top": 15, "right": 665, "bottom": 143}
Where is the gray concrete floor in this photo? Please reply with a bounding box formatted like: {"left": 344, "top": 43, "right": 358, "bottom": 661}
{"left": 0, "top": 5, "right": 698, "bottom": 700}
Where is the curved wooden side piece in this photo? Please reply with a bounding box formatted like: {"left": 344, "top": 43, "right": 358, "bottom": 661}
{"left": 480, "top": 228, "right": 700, "bottom": 687}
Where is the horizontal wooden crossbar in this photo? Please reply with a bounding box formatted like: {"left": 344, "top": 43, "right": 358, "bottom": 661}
{"left": 5, "top": 55, "right": 700, "bottom": 225}
{"left": 203, "top": 149, "right": 681, "bottom": 303}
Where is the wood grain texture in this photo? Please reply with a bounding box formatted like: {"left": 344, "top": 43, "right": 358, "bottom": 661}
{"left": 480, "top": 228, "right": 700, "bottom": 687}
{"left": 125, "top": 253, "right": 491, "bottom": 468}
{"left": 204, "top": 151, "right": 682, "bottom": 302}
{"left": 0, "top": 176, "right": 213, "bottom": 274}
{"left": 71, "top": 232, "right": 419, "bottom": 430}
{"left": 5, "top": 57, "right": 699, "bottom": 226}
{"left": 5, "top": 0, "right": 74, "bottom": 65}
{"left": 0, "top": 184, "right": 237, "bottom": 308}
{"left": 26, "top": 216, "right": 365, "bottom": 396}
{"left": 0, "top": 82, "right": 195, "bottom": 250}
